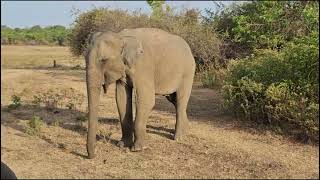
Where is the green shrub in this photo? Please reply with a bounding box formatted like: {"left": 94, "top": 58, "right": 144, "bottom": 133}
{"left": 199, "top": 68, "right": 226, "bottom": 89}
{"left": 223, "top": 77, "right": 267, "bottom": 122}
{"left": 26, "top": 116, "right": 43, "bottom": 136}
{"left": 223, "top": 34, "right": 319, "bottom": 141}
{"left": 8, "top": 94, "right": 22, "bottom": 109}
{"left": 204, "top": 1, "right": 319, "bottom": 60}
{"left": 225, "top": 50, "right": 289, "bottom": 86}
{"left": 265, "top": 83, "right": 319, "bottom": 139}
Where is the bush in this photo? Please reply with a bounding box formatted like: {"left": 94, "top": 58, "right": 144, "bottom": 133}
{"left": 265, "top": 83, "right": 319, "bottom": 139}
{"left": 223, "top": 76, "right": 268, "bottom": 123}
{"left": 223, "top": 35, "right": 319, "bottom": 141}
{"left": 31, "top": 87, "right": 85, "bottom": 111}
{"left": 68, "top": 7, "right": 223, "bottom": 70}
{"left": 97, "top": 129, "right": 112, "bottom": 144}
{"left": 199, "top": 68, "right": 226, "bottom": 89}
{"left": 68, "top": 8, "right": 150, "bottom": 56}
{"left": 26, "top": 116, "right": 43, "bottom": 136}
{"left": 8, "top": 94, "right": 22, "bottom": 109}
{"left": 204, "top": 1, "right": 319, "bottom": 60}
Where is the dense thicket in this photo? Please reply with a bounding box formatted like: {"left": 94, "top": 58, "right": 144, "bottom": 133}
{"left": 204, "top": 1, "right": 319, "bottom": 59}
{"left": 217, "top": 1, "right": 319, "bottom": 142}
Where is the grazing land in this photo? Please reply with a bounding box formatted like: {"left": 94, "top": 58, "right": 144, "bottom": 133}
{"left": 1, "top": 45, "right": 319, "bottom": 179}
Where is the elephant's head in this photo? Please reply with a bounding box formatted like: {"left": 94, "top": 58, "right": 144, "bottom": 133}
{"left": 84, "top": 31, "right": 143, "bottom": 158}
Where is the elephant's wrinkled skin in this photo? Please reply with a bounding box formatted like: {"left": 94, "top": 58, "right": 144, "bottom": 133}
{"left": 85, "top": 28, "right": 195, "bottom": 158}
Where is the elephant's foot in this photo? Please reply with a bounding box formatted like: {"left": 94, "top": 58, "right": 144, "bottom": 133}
{"left": 174, "top": 125, "right": 188, "bottom": 141}
{"left": 117, "top": 138, "right": 133, "bottom": 148}
{"left": 174, "top": 132, "right": 185, "bottom": 141}
{"left": 130, "top": 142, "right": 147, "bottom": 152}
{"left": 87, "top": 153, "right": 96, "bottom": 159}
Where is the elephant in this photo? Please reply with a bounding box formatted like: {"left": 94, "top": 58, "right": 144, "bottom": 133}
{"left": 85, "top": 28, "right": 195, "bottom": 158}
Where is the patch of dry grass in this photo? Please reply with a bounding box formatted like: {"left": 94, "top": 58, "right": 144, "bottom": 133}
{"left": 1, "top": 68, "right": 319, "bottom": 179}
{"left": 1, "top": 45, "right": 85, "bottom": 69}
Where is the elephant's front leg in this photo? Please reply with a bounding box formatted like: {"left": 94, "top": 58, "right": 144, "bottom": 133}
{"left": 131, "top": 87, "right": 155, "bottom": 152}
{"left": 116, "top": 81, "right": 133, "bottom": 148}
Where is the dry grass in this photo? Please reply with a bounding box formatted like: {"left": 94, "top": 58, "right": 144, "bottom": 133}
{"left": 1, "top": 46, "right": 319, "bottom": 179}
{"left": 1, "top": 45, "right": 85, "bottom": 69}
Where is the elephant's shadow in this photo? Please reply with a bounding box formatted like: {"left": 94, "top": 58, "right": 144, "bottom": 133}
{"left": 1, "top": 104, "right": 89, "bottom": 135}
{"left": 1, "top": 104, "right": 175, "bottom": 148}
{"left": 146, "top": 125, "right": 175, "bottom": 140}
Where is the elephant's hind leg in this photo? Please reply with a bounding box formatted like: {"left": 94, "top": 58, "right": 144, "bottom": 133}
{"left": 116, "top": 81, "right": 133, "bottom": 148}
{"left": 165, "top": 92, "right": 177, "bottom": 108}
{"left": 174, "top": 78, "right": 193, "bottom": 141}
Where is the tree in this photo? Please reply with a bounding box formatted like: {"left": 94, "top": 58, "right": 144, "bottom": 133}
{"left": 146, "top": 0, "right": 171, "bottom": 19}
{"left": 30, "top": 25, "right": 42, "bottom": 31}
{"left": 203, "top": 1, "right": 319, "bottom": 59}
{"left": 183, "top": 9, "right": 199, "bottom": 25}
{"left": 1, "top": 25, "right": 11, "bottom": 30}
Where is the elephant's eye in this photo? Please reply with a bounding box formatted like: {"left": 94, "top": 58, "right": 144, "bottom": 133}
{"left": 100, "top": 58, "right": 108, "bottom": 63}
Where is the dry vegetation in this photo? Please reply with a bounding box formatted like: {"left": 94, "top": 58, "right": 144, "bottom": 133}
{"left": 1, "top": 45, "right": 319, "bottom": 179}
{"left": 1, "top": 45, "right": 85, "bottom": 69}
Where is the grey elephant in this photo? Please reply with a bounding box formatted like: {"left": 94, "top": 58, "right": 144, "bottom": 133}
{"left": 85, "top": 28, "right": 195, "bottom": 158}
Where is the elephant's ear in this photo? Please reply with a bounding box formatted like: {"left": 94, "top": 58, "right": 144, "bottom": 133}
{"left": 121, "top": 36, "right": 144, "bottom": 68}
{"left": 88, "top": 32, "right": 103, "bottom": 44}
{"left": 84, "top": 32, "right": 103, "bottom": 57}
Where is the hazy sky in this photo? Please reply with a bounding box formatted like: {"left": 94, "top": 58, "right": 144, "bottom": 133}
{"left": 1, "top": 1, "right": 234, "bottom": 28}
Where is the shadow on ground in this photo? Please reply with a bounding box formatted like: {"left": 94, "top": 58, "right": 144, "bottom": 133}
{"left": 0, "top": 104, "right": 176, "bottom": 149}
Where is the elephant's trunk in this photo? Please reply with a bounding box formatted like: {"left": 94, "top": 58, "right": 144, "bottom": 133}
{"left": 86, "top": 64, "right": 102, "bottom": 159}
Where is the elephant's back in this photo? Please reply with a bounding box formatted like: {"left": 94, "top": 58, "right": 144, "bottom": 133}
{"left": 122, "top": 28, "right": 194, "bottom": 62}
{"left": 120, "top": 28, "right": 189, "bottom": 49}
{"left": 121, "top": 27, "right": 195, "bottom": 73}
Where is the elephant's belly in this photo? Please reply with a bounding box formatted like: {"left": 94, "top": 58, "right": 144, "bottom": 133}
{"left": 154, "top": 75, "right": 181, "bottom": 95}
{"left": 155, "top": 88, "right": 176, "bottom": 95}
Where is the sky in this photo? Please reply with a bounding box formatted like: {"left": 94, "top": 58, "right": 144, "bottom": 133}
{"left": 1, "top": 1, "right": 235, "bottom": 28}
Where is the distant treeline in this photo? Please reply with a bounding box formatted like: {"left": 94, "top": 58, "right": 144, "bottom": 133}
{"left": 1, "top": 25, "right": 70, "bottom": 46}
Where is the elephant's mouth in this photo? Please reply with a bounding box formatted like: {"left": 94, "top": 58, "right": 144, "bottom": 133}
{"left": 102, "top": 73, "right": 107, "bottom": 94}
{"left": 102, "top": 84, "right": 107, "bottom": 94}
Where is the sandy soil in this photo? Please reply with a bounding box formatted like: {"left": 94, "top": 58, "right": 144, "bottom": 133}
{"left": 1, "top": 68, "right": 319, "bottom": 179}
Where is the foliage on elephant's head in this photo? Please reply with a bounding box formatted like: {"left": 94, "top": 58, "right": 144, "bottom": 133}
{"left": 120, "top": 36, "right": 144, "bottom": 68}
{"left": 69, "top": 7, "right": 223, "bottom": 70}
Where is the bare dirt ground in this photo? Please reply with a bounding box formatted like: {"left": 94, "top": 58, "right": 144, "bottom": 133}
{"left": 1, "top": 46, "right": 319, "bottom": 179}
